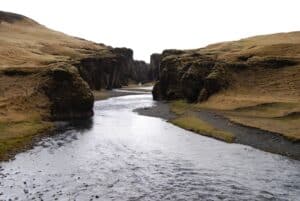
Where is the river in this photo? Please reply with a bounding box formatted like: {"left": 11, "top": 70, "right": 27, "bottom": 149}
{"left": 0, "top": 94, "right": 299, "bottom": 201}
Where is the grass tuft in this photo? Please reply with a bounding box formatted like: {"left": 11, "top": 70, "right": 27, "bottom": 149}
{"left": 171, "top": 115, "right": 235, "bottom": 143}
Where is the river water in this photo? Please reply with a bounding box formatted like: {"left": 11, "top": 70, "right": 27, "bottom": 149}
{"left": 0, "top": 94, "right": 300, "bottom": 201}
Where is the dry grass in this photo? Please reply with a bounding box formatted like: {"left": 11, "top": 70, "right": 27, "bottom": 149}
{"left": 202, "top": 31, "right": 300, "bottom": 62}
{"left": 0, "top": 16, "right": 109, "bottom": 68}
{"left": 171, "top": 116, "right": 235, "bottom": 143}
{"left": 196, "top": 97, "right": 300, "bottom": 141}
{"left": 169, "top": 95, "right": 300, "bottom": 141}
{"left": 169, "top": 100, "right": 235, "bottom": 142}
{"left": 224, "top": 102, "right": 300, "bottom": 141}
{"left": 188, "top": 55, "right": 300, "bottom": 140}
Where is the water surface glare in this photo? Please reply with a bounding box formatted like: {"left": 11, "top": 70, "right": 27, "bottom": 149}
{"left": 0, "top": 95, "right": 300, "bottom": 200}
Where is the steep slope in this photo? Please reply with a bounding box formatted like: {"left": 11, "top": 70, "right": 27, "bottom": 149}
{"left": 153, "top": 32, "right": 300, "bottom": 140}
{"left": 0, "top": 11, "right": 153, "bottom": 160}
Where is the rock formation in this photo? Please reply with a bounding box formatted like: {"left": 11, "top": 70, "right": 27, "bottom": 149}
{"left": 153, "top": 32, "right": 300, "bottom": 103}
{"left": 0, "top": 10, "right": 156, "bottom": 159}
{"left": 0, "top": 11, "right": 154, "bottom": 121}
{"left": 149, "top": 53, "right": 161, "bottom": 81}
{"left": 1, "top": 66, "right": 94, "bottom": 120}
{"left": 74, "top": 47, "right": 154, "bottom": 90}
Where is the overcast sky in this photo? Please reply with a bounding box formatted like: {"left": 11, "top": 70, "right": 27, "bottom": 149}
{"left": 2, "top": 0, "right": 300, "bottom": 62}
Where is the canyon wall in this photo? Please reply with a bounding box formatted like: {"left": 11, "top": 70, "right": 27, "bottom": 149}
{"left": 149, "top": 53, "right": 161, "bottom": 81}
{"left": 153, "top": 32, "right": 300, "bottom": 103}
{"left": 74, "top": 47, "right": 154, "bottom": 90}
{"left": 0, "top": 10, "right": 156, "bottom": 131}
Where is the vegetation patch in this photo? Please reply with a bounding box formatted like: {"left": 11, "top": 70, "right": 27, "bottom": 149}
{"left": 169, "top": 100, "right": 192, "bottom": 115}
{"left": 171, "top": 115, "right": 235, "bottom": 143}
{"left": 0, "top": 119, "right": 53, "bottom": 161}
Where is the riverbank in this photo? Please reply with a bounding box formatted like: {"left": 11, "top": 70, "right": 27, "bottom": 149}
{"left": 135, "top": 101, "right": 300, "bottom": 160}
{"left": 0, "top": 84, "right": 152, "bottom": 161}
{"left": 93, "top": 84, "right": 153, "bottom": 100}
{"left": 1, "top": 93, "right": 299, "bottom": 201}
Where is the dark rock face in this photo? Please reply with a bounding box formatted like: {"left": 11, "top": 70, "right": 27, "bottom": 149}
{"left": 152, "top": 50, "right": 230, "bottom": 102}
{"left": 40, "top": 66, "right": 94, "bottom": 120}
{"left": 75, "top": 55, "right": 126, "bottom": 90}
{"left": 0, "top": 11, "right": 37, "bottom": 24}
{"left": 131, "top": 60, "right": 151, "bottom": 83}
{"left": 74, "top": 47, "right": 154, "bottom": 90}
{"left": 149, "top": 53, "right": 161, "bottom": 81}
{"left": 152, "top": 47, "right": 299, "bottom": 103}
{"left": 0, "top": 11, "right": 26, "bottom": 23}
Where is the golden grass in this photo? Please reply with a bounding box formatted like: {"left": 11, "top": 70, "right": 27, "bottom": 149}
{"left": 169, "top": 97, "right": 300, "bottom": 141}
{"left": 171, "top": 116, "right": 235, "bottom": 143}
{"left": 0, "top": 16, "right": 108, "bottom": 68}
{"left": 202, "top": 31, "right": 300, "bottom": 62}
{"left": 170, "top": 100, "right": 191, "bottom": 115}
{"left": 224, "top": 102, "right": 300, "bottom": 141}
{"left": 196, "top": 96, "right": 300, "bottom": 141}
{"left": 169, "top": 100, "right": 235, "bottom": 142}
{"left": 227, "top": 115, "right": 300, "bottom": 142}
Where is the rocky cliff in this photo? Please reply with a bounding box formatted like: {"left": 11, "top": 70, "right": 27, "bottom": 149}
{"left": 152, "top": 32, "right": 300, "bottom": 141}
{"left": 153, "top": 32, "right": 300, "bottom": 103}
{"left": 1, "top": 66, "right": 94, "bottom": 120}
{"left": 149, "top": 53, "right": 161, "bottom": 81}
{"left": 0, "top": 11, "right": 154, "bottom": 159}
{"left": 0, "top": 10, "right": 159, "bottom": 122}
{"left": 74, "top": 47, "right": 153, "bottom": 90}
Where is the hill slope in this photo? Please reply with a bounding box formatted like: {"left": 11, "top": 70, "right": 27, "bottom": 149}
{"left": 153, "top": 32, "right": 300, "bottom": 140}
{"left": 0, "top": 11, "right": 154, "bottom": 160}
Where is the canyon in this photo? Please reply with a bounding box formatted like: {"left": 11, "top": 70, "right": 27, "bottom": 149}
{"left": 0, "top": 11, "right": 157, "bottom": 160}
{"left": 0, "top": 10, "right": 299, "bottom": 201}
{"left": 152, "top": 32, "right": 300, "bottom": 142}
{"left": 0, "top": 10, "right": 299, "bottom": 161}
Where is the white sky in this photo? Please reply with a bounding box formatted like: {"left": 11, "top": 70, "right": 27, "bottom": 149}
{"left": 1, "top": 0, "right": 300, "bottom": 62}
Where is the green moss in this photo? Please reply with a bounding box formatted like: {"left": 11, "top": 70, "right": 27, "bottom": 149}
{"left": 0, "top": 120, "right": 53, "bottom": 160}
{"left": 171, "top": 115, "right": 235, "bottom": 143}
{"left": 170, "top": 100, "right": 191, "bottom": 115}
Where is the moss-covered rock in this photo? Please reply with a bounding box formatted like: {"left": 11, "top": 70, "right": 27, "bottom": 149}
{"left": 39, "top": 66, "right": 94, "bottom": 120}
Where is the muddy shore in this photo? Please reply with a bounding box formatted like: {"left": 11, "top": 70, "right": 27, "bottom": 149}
{"left": 135, "top": 102, "right": 300, "bottom": 160}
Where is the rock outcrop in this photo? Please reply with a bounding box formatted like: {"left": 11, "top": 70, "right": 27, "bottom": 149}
{"left": 149, "top": 53, "right": 161, "bottom": 81}
{"left": 153, "top": 50, "right": 229, "bottom": 102}
{"left": 0, "top": 11, "right": 156, "bottom": 160}
{"left": 0, "top": 11, "right": 155, "bottom": 120}
{"left": 0, "top": 66, "right": 94, "bottom": 120}
{"left": 39, "top": 66, "right": 94, "bottom": 120}
{"left": 153, "top": 32, "right": 300, "bottom": 103}
{"left": 74, "top": 47, "right": 154, "bottom": 90}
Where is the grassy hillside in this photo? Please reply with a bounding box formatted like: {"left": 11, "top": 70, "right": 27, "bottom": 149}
{"left": 154, "top": 31, "right": 300, "bottom": 141}
{"left": 0, "top": 11, "right": 112, "bottom": 68}
{"left": 0, "top": 11, "right": 107, "bottom": 160}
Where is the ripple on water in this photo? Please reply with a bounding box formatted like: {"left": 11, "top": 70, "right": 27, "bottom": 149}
{"left": 0, "top": 95, "right": 300, "bottom": 200}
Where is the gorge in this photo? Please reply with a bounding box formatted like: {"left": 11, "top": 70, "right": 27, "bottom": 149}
{"left": 0, "top": 10, "right": 299, "bottom": 201}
